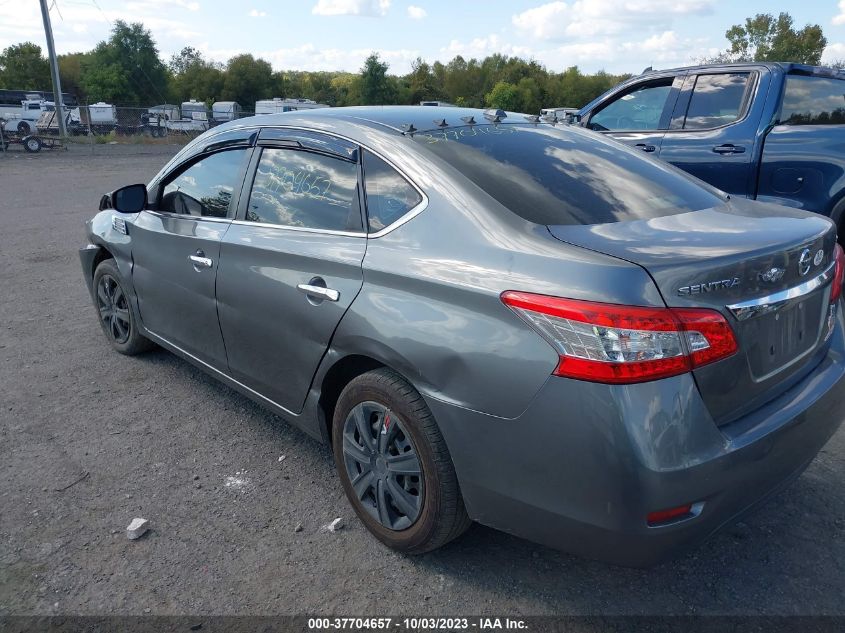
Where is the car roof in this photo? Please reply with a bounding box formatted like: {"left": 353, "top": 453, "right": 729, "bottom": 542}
{"left": 223, "top": 105, "right": 532, "bottom": 137}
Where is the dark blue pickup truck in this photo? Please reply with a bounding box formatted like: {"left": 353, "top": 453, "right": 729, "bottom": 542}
{"left": 576, "top": 63, "right": 845, "bottom": 237}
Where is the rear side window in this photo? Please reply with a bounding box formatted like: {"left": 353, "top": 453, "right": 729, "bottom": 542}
{"left": 683, "top": 73, "right": 750, "bottom": 130}
{"left": 159, "top": 149, "right": 247, "bottom": 218}
{"left": 362, "top": 151, "right": 422, "bottom": 232}
{"left": 781, "top": 75, "right": 845, "bottom": 125}
{"left": 414, "top": 124, "right": 721, "bottom": 226}
{"left": 245, "top": 148, "right": 362, "bottom": 232}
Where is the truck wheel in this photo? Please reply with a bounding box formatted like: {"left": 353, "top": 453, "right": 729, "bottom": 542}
{"left": 17, "top": 121, "right": 31, "bottom": 135}
{"left": 23, "top": 136, "right": 41, "bottom": 153}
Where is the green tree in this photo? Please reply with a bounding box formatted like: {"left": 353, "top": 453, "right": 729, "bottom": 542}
{"left": 485, "top": 81, "right": 521, "bottom": 111}
{"left": 221, "top": 54, "right": 274, "bottom": 108}
{"left": 408, "top": 57, "right": 441, "bottom": 103}
{"left": 0, "top": 42, "right": 51, "bottom": 90}
{"left": 168, "top": 47, "right": 224, "bottom": 104}
{"left": 80, "top": 21, "right": 170, "bottom": 104}
{"left": 360, "top": 53, "right": 396, "bottom": 105}
{"left": 710, "top": 12, "right": 827, "bottom": 64}
{"left": 58, "top": 52, "right": 88, "bottom": 99}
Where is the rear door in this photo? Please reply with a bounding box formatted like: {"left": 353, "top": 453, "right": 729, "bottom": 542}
{"left": 658, "top": 70, "right": 769, "bottom": 196}
{"left": 216, "top": 128, "right": 366, "bottom": 414}
{"left": 131, "top": 145, "right": 252, "bottom": 368}
{"left": 584, "top": 74, "right": 684, "bottom": 157}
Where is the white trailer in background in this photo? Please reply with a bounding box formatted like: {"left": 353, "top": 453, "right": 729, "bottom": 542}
{"left": 255, "top": 98, "right": 329, "bottom": 115}
{"left": 87, "top": 102, "right": 117, "bottom": 134}
{"left": 0, "top": 97, "right": 49, "bottom": 134}
{"left": 211, "top": 101, "right": 241, "bottom": 124}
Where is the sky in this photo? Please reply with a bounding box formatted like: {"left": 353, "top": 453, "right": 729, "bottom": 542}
{"left": 2, "top": 0, "right": 845, "bottom": 76}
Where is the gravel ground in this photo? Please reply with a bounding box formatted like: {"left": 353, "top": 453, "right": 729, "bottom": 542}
{"left": 0, "top": 145, "right": 843, "bottom": 617}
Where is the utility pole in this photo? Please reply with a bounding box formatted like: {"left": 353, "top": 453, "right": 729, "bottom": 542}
{"left": 39, "top": 0, "right": 67, "bottom": 139}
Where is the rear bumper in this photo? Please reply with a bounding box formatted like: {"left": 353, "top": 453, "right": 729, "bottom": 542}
{"left": 428, "top": 312, "right": 845, "bottom": 567}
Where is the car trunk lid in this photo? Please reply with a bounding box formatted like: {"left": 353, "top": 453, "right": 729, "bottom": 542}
{"left": 548, "top": 198, "right": 838, "bottom": 425}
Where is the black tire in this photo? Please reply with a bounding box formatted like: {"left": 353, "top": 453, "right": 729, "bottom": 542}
{"left": 17, "top": 121, "right": 30, "bottom": 135}
{"left": 332, "top": 368, "right": 471, "bottom": 554}
{"left": 23, "top": 136, "right": 41, "bottom": 153}
{"left": 92, "top": 259, "right": 154, "bottom": 355}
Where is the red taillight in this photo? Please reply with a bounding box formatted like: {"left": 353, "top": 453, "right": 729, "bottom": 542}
{"left": 831, "top": 244, "right": 844, "bottom": 304}
{"left": 647, "top": 504, "right": 693, "bottom": 526}
{"left": 501, "top": 292, "right": 738, "bottom": 384}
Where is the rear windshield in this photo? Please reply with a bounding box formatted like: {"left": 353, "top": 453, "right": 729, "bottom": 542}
{"left": 781, "top": 75, "right": 845, "bottom": 125}
{"left": 413, "top": 124, "right": 721, "bottom": 226}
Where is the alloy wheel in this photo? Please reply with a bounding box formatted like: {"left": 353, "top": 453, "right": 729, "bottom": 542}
{"left": 341, "top": 401, "right": 424, "bottom": 530}
{"left": 96, "top": 274, "right": 131, "bottom": 344}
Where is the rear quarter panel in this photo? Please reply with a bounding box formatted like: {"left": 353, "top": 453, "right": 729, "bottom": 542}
{"left": 758, "top": 124, "right": 845, "bottom": 219}
{"left": 326, "top": 138, "right": 666, "bottom": 418}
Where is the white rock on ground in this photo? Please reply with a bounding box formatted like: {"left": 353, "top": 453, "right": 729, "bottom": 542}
{"left": 126, "top": 518, "right": 150, "bottom": 540}
{"left": 320, "top": 517, "right": 344, "bottom": 533}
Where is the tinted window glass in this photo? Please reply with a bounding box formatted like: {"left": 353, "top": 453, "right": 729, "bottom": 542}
{"left": 781, "top": 75, "right": 845, "bottom": 125}
{"left": 683, "top": 73, "right": 749, "bottom": 130}
{"left": 414, "top": 124, "right": 721, "bottom": 226}
{"left": 246, "top": 148, "right": 362, "bottom": 231}
{"left": 363, "top": 151, "right": 423, "bottom": 232}
{"left": 588, "top": 80, "right": 673, "bottom": 131}
{"left": 159, "top": 149, "right": 246, "bottom": 217}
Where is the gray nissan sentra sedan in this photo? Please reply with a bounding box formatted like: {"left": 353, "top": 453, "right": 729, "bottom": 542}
{"left": 79, "top": 106, "right": 845, "bottom": 566}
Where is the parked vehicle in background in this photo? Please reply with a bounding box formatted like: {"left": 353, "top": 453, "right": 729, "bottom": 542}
{"left": 87, "top": 102, "right": 118, "bottom": 134}
{"left": 212, "top": 101, "right": 241, "bottom": 125}
{"left": 576, "top": 63, "right": 845, "bottom": 238}
{"left": 147, "top": 104, "right": 180, "bottom": 122}
{"left": 0, "top": 97, "right": 49, "bottom": 135}
{"left": 79, "top": 106, "right": 845, "bottom": 566}
{"left": 540, "top": 106, "right": 579, "bottom": 120}
{"left": 255, "top": 98, "right": 329, "bottom": 115}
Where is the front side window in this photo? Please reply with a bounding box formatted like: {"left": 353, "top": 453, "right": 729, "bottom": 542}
{"left": 159, "top": 149, "right": 246, "bottom": 218}
{"left": 683, "top": 73, "right": 750, "bottom": 130}
{"left": 362, "top": 151, "right": 422, "bottom": 232}
{"left": 781, "top": 75, "right": 845, "bottom": 125}
{"left": 588, "top": 79, "right": 674, "bottom": 131}
{"left": 245, "top": 148, "right": 362, "bottom": 231}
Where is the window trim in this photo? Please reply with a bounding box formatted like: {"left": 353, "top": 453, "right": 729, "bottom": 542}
{"left": 234, "top": 125, "right": 429, "bottom": 239}
{"left": 360, "top": 148, "right": 427, "bottom": 237}
{"left": 668, "top": 70, "right": 759, "bottom": 134}
{"left": 150, "top": 146, "right": 253, "bottom": 221}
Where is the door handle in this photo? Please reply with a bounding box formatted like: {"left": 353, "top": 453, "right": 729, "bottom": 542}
{"left": 297, "top": 283, "right": 340, "bottom": 302}
{"left": 189, "top": 250, "right": 213, "bottom": 269}
{"left": 635, "top": 143, "right": 656, "bottom": 153}
{"left": 712, "top": 144, "right": 746, "bottom": 154}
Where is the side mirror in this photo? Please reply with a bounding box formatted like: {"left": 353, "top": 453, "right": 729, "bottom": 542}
{"left": 565, "top": 112, "right": 582, "bottom": 125}
{"left": 111, "top": 184, "right": 148, "bottom": 213}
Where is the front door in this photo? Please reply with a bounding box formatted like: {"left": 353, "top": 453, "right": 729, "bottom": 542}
{"left": 585, "top": 75, "right": 684, "bottom": 157}
{"left": 131, "top": 147, "right": 251, "bottom": 368}
{"left": 216, "top": 131, "right": 366, "bottom": 414}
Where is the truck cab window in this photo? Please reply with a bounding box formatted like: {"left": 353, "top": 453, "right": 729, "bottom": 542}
{"left": 781, "top": 75, "right": 845, "bottom": 125}
{"left": 683, "top": 73, "right": 750, "bottom": 130}
{"left": 588, "top": 79, "right": 674, "bottom": 131}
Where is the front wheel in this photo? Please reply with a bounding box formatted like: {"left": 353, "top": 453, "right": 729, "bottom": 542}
{"left": 332, "top": 368, "right": 471, "bottom": 553}
{"left": 92, "top": 259, "right": 154, "bottom": 355}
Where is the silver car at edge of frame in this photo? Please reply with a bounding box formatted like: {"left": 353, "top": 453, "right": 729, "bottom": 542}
{"left": 79, "top": 106, "right": 845, "bottom": 566}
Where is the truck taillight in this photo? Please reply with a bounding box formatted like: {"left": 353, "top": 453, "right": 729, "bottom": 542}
{"left": 501, "top": 292, "right": 738, "bottom": 384}
{"left": 831, "top": 244, "right": 844, "bottom": 304}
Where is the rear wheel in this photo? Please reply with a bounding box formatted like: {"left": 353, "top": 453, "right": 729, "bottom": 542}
{"left": 332, "top": 368, "right": 471, "bottom": 553}
{"left": 92, "top": 259, "right": 154, "bottom": 355}
{"left": 17, "top": 121, "right": 30, "bottom": 135}
{"left": 23, "top": 136, "right": 41, "bottom": 153}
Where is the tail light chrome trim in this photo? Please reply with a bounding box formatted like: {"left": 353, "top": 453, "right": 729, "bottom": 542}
{"left": 727, "top": 260, "right": 836, "bottom": 321}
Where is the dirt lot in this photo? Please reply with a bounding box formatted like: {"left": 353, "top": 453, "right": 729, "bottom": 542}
{"left": 1, "top": 144, "right": 844, "bottom": 617}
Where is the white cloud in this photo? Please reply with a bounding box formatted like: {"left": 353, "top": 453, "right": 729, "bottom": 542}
{"left": 441, "top": 34, "right": 532, "bottom": 60}
{"left": 312, "top": 0, "right": 391, "bottom": 16}
{"left": 512, "top": 0, "right": 714, "bottom": 41}
{"left": 248, "top": 9, "right": 267, "bottom": 17}
{"left": 822, "top": 42, "right": 845, "bottom": 64}
{"left": 407, "top": 5, "right": 426, "bottom": 19}
{"left": 835, "top": 1, "right": 845, "bottom": 26}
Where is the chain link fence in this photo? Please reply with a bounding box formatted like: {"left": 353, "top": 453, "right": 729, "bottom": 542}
{"left": 1, "top": 102, "right": 258, "bottom": 157}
